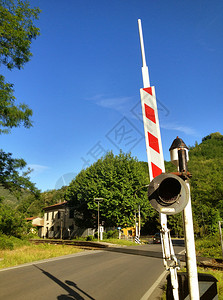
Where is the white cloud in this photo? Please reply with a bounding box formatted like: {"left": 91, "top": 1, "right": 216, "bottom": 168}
{"left": 28, "top": 164, "right": 49, "bottom": 176}
{"left": 86, "top": 94, "right": 134, "bottom": 114}
{"left": 161, "top": 122, "right": 197, "bottom": 135}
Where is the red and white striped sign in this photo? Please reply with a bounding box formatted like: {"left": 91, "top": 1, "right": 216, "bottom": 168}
{"left": 140, "top": 86, "right": 165, "bottom": 180}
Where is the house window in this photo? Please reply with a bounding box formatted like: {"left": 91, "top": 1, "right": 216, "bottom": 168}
{"left": 57, "top": 211, "right": 60, "bottom": 219}
{"left": 46, "top": 212, "right": 49, "bottom": 221}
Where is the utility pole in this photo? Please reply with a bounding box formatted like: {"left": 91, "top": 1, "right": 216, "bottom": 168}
{"left": 94, "top": 198, "right": 104, "bottom": 242}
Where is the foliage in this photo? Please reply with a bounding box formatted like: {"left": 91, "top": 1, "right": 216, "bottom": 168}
{"left": 40, "top": 186, "right": 67, "bottom": 207}
{"left": 106, "top": 230, "right": 119, "bottom": 239}
{"left": 0, "top": 234, "right": 30, "bottom": 250}
{"left": 0, "top": 202, "right": 29, "bottom": 237}
{"left": 188, "top": 133, "right": 223, "bottom": 235}
{"left": 0, "top": 0, "right": 40, "bottom": 134}
{"left": 86, "top": 235, "right": 94, "bottom": 241}
{"left": 0, "top": 235, "right": 14, "bottom": 249}
{"left": 195, "top": 233, "right": 222, "bottom": 258}
{"left": 164, "top": 133, "right": 223, "bottom": 236}
{"left": 0, "top": 149, "right": 39, "bottom": 195}
{"left": 167, "top": 214, "right": 184, "bottom": 237}
{"left": 65, "top": 151, "right": 153, "bottom": 228}
{"left": 0, "top": 75, "right": 33, "bottom": 134}
{"left": 0, "top": 1, "right": 41, "bottom": 238}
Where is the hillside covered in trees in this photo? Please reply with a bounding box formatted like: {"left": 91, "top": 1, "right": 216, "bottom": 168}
{"left": 0, "top": 132, "right": 222, "bottom": 236}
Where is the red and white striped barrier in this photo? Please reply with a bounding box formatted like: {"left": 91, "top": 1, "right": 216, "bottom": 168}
{"left": 140, "top": 86, "right": 165, "bottom": 180}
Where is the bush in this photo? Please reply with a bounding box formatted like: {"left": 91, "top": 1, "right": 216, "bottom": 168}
{"left": 0, "top": 204, "right": 29, "bottom": 238}
{"left": 0, "top": 235, "right": 30, "bottom": 250}
{"left": 106, "top": 230, "right": 119, "bottom": 239}
{"left": 102, "top": 232, "right": 107, "bottom": 239}
{"left": 0, "top": 236, "right": 14, "bottom": 250}
{"left": 195, "top": 234, "right": 222, "bottom": 258}
{"left": 86, "top": 235, "right": 94, "bottom": 241}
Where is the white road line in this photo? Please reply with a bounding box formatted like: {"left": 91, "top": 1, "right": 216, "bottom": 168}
{"left": 140, "top": 270, "right": 168, "bottom": 300}
{"left": 140, "top": 248, "right": 185, "bottom": 299}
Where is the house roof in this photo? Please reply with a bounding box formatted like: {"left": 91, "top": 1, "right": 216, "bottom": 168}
{"left": 25, "top": 216, "right": 44, "bottom": 227}
{"left": 43, "top": 201, "right": 67, "bottom": 211}
{"left": 25, "top": 216, "right": 38, "bottom": 221}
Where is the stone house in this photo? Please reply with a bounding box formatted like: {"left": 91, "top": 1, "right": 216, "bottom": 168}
{"left": 42, "top": 201, "right": 95, "bottom": 239}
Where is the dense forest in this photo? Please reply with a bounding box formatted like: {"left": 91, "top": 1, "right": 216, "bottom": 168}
{"left": 0, "top": 132, "right": 222, "bottom": 237}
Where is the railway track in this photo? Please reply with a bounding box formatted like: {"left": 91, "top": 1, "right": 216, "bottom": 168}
{"left": 29, "top": 239, "right": 113, "bottom": 250}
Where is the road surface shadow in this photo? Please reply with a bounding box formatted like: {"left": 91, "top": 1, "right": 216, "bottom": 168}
{"left": 104, "top": 247, "right": 186, "bottom": 262}
{"left": 34, "top": 265, "right": 95, "bottom": 300}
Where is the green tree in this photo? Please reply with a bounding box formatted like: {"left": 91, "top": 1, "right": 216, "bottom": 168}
{"left": 0, "top": 149, "right": 39, "bottom": 195}
{"left": 0, "top": 1, "right": 41, "bottom": 225}
{"left": 0, "top": 202, "right": 28, "bottom": 237}
{"left": 65, "top": 151, "right": 152, "bottom": 228}
{"left": 0, "top": 0, "right": 40, "bottom": 134}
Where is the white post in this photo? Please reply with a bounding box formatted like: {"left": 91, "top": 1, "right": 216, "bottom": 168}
{"left": 138, "top": 19, "right": 150, "bottom": 88}
{"left": 183, "top": 183, "right": 200, "bottom": 299}
{"left": 218, "top": 221, "right": 223, "bottom": 259}
{"left": 98, "top": 201, "right": 100, "bottom": 242}
{"left": 99, "top": 226, "right": 103, "bottom": 241}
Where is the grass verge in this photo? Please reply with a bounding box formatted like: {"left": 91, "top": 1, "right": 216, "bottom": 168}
{"left": 0, "top": 243, "right": 83, "bottom": 269}
{"left": 0, "top": 237, "right": 137, "bottom": 269}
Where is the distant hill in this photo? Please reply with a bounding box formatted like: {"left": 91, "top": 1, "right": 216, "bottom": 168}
{"left": 0, "top": 184, "right": 18, "bottom": 207}
{"left": 164, "top": 132, "right": 223, "bottom": 236}
{"left": 188, "top": 132, "right": 223, "bottom": 234}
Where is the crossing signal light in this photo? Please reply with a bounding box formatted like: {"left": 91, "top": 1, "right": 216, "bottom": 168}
{"left": 148, "top": 173, "right": 189, "bottom": 215}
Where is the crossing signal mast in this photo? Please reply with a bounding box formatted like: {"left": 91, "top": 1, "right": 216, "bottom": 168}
{"left": 137, "top": 19, "right": 199, "bottom": 299}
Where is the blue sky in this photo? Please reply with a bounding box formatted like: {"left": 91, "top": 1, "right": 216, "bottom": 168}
{"left": 1, "top": 0, "right": 223, "bottom": 191}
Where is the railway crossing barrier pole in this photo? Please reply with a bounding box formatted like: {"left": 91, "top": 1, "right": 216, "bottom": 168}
{"left": 138, "top": 19, "right": 179, "bottom": 299}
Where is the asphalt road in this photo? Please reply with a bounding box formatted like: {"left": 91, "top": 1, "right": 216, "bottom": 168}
{"left": 0, "top": 244, "right": 184, "bottom": 300}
